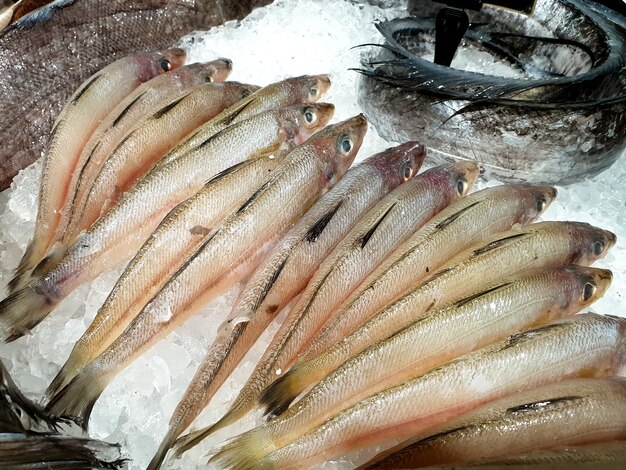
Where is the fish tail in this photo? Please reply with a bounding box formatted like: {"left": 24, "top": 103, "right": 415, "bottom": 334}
{"left": 30, "top": 243, "right": 66, "bottom": 279}
{"left": 209, "top": 427, "right": 277, "bottom": 470}
{"left": 13, "top": 237, "right": 38, "bottom": 281}
{"left": 0, "top": 285, "right": 54, "bottom": 342}
{"left": 6, "top": 268, "right": 32, "bottom": 294}
{"left": 44, "top": 350, "right": 85, "bottom": 402}
{"left": 44, "top": 367, "right": 106, "bottom": 431}
{"left": 259, "top": 365, "right": 307, "bottom": 417}
{"left": 147, "top": 426, "right": 179, "bottom": 470}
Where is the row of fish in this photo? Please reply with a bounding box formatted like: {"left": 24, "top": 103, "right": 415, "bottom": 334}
{"left": 0, "top": 50, "right": 624, "bottom": 470}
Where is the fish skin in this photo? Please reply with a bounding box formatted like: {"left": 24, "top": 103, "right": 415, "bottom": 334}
{"left": 45, "top": 153, "right": 285, "bottom": 402}
{"left": 194, "top": 160, "right": 479, "bottom": 441}
{"left": 299, "top": 183, "right": 558, "bottom": 364}
{"left": 0, "top": 103, "right": 333, "bottom": 342}
{"left": 60, "top": 59, "right": 235, "bottom": 249}
{"left": 166, "top": 142, "right": 427, "bottom": 459}
{"left": 0, "top": 0, "right": 273, "bottom": 191}
{"left": 214, "top": 313, "right": 626, "bottom": 470}
{"left": 159, "top": 74, "right": 332, "bottom": 168}
{"left": 361, "top": 377, "right": 626, "bottom": 469}
{"left": 254, "top": 265, "right": 612, "bottom": 462}
{"left": 278, "top": 221, "right": 616, "bottom": 411}
{"left": 45, "top": 114, "right": 366, "bottom": 433}
{"left": 68, "top": 80, "right": 260, "bottom": 241}
{"left": 11, "top": 48, "right": 187, "bottom": 293}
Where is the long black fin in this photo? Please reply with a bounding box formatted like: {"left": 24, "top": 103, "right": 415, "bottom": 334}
{"left": 472, "top": 232, "right": 529, "bottom": 257}
{"left": 253, "top": 257, "right": 288, "bottom": 311}
{"left": 307, "top": 201, "right": 343, "bottom": 243}
{"left": 360, "top": 202, "right": 397, "bottom": 249}
{"left": 151, "top": 93, "right": 190, "bottom": 120}
{"left": 506, "top": 395, "right": 582, "bottom": 415}
{"left": 453, "top": 282, "right": 512, "bottom": 308}
{"left": 71, "top": 74, "right": 102, "bottom": 104}
{"left": 435, "top": 200, "right": 482, "bottom": 230}
{"left": 112, "top": 91, "right": 146, "bottom": 127}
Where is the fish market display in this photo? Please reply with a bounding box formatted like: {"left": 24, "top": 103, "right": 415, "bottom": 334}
{"left": 213, "top": 314, "right": 626, "bottom": 469}
{"left": 61, "top": 59, "right": 235, "bottom": 248}
{"left": 241, "top": 266, "right": 611, "bottom": 461}
{"left": 45, "top": 114, "right": 367, "bottom": 431}
{"left": 163, "top": 142, "right": 427, "bottom": 463}
{"left": 0, "top": 103, "right": 332, "bottom": 342}
{"left": 194, "top": 160, "right": 479, "bottom": 440}
{"left": 361, "top": 377, "right": 626, "bottom": 468}
{"left": 0, "top": 0, "right": 272, "bottom": 191}
{"left": 11, "top": 49, "right": 186, "bottom": 292}
{"left": 270, "top": 221, "right": 615, "bottom": 409}
{"left": 358, "top": 0, "right": 626, "bottom": 185}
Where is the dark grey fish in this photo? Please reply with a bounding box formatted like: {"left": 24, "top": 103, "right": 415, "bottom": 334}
{"left": 0, "top": 0, "right": 271, "bottom": 190}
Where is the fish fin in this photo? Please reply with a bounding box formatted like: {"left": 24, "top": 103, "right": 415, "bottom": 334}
{"left": 6, "top": 268, "right": 32, "bottom": 294}
{"left": 259, "top": 365, "right": 305, "bottom": 417}
{"left": 44, "top": 350, "right": 85, "bottom": 403}
{"left": 208, "top": 427, "right": 276, "bottom": 470}
{"left": 11, "top": 238, "right": 39, "bottom": 291}
{"left": 0, "top": 286, "right": 53, "bottom": 342}
{"left": 44, "top": 368, "right": 106, "bottom": 431}
{"left": 147, "top": 426, "right": 179, "bottom": 470}
{"left": 30, "top": 243, "right": 65, "bottom": 279}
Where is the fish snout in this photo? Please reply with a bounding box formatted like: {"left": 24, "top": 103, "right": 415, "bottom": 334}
{"left": 207, "top": 58, "right": 234, "bottom": 82}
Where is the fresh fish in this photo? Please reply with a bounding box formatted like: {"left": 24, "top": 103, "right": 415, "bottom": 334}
{"left": 360, "top": 377, "right": 626, "bottom": 469}
{"left": 276, "top": 221, "right": 616, "bottom": 410}
{"left": 0, "top": 103, "right": 333, "bottom": 342}
{"left": 159, "top": 142, "right": 428, "bottom": 463}
{"left": 46, "top": 153, "right": 285, "bottom": 401}
{"left": 260, "top": 265, "right": 611, "bottom": 423}
{"left": 60, "top": 59, "right": 234, "bottom": 249}
{"left": 11, "top": 49, "right": 187, "bottom": 293}
{"left": 44, "top": 114, "right": 365, "bottom": 432}
{"left": 480, "top": 441, "right": 626, "bottom": 465}
{"left": 213, "top": 313, "right": 626, "bottom": 469}
{"left": 0, "top": 433, "right": 125, "bottom": 470}
{"left": 159, "top": 74, "right": 332, "bottom": 168}
{"left": 0, "top": 1, "right": 53, "bottom": 31}
{"left": 0, "top": 0, "right": 273, "bottom": 191}
{"left": 299, "top": 183, "right": 558, "bottom": 365}
{"left": 194, "top": 161, "right": 479, "bottom": 441}
{"left": 66, "top": 80, "right": 260, "bottom": 244}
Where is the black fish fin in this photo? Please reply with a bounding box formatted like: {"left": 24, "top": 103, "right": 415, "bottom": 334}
{"left": 306, "top": 201, "right": 343, "bottom": 243}
{"left": 112, "top": 91, "right": 146, "bottom": 127}
{"left": 360, "top": 202, "right": 397, "bottom": 249}
{"left": 151, "top": 92, "right": 190, "bottom": 120}
{"left": 453, "top": 282, "right": 513, "bottom": 308}
{"left": 506, "top": 395, "right": 582, "bottom": 415}
{"left": 435, "top": 200, "right": 482, "bottom": 230}
{"left": 472, "top": 232, "right": 530, "bottom": 257}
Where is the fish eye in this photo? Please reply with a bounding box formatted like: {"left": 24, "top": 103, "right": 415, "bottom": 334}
{"left": 592, "top": 240, "right": 605, "bottom": 256}
{"left": 339, "top": 136, "right": 353, "bottom": 155}
{"left": 403, "top": 164, "right": 413, "bottom": 181}
{"left": 308, "top": 86, "right": 318, "bottom": 99}
{"left": 456, "top": 177, "right": 468, "bottom": 195}
{"left": 204, "top": 74, "right": 214, "bottom": 83}
{"left": 536, "top": 197, "right": 547, "bottom": 213}
{"left": 582, "top": 281, "right": 597, "bottom": 301}
{"left": 304, "top": 108, "right": 317, "bottom": 125}
{"left": 159, "top": 59, "right": 171, "bottom": 72}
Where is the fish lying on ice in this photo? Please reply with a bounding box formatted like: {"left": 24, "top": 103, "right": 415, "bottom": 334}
{"left": 361, "top": 376, "right": 626, "bottom": 468}
{"left": 44, "top": 114, "right": 367, "bottom": 432}
{"left": 0, "top": 0, "right": 272, "bottom": 191}
{"left": 213, "top": 313, "right": 626, "bottom": 469}
{"left": 270, "top": 221, "right": 616, "bottom": 413}
{"left": 193, "top": 161, "right": 479, "bottom": 441}
{"left": 277, "top": 183, "right": 557, "bottom": 406}
{"left": 237, "top": 265, "right": 612, "bottom": 464}
{"left": 10, "top": 49, "right": 186, "bottom": 292}
{"left": 160, "top": 142, "right": 427, "bottom": 462}
{"left": 0, "top": 103, "right": 333, "bottom": 342}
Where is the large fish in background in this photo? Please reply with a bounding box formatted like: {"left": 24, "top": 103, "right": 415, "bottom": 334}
{"left": 0, "top": 0, "right": 272, "bottom": 191}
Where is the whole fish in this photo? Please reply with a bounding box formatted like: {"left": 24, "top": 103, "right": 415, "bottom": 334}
{"left": 44, "top": 114, "right": 366, "bottom": 431}
{"left": 160, "top": 142, "right": 428, "bottom": 463}
{"left": 361, "top": 377, "right": 626, "bottom": 469}
{"left": 0, "top": 0, "right": 272, "bottom": 191}
{"left": 68, "top": 80, "right": 259, "bottom": 241}
{"left": 298, "top": 183, "right": 558, "bottom": 365}
{"left": 198, "top": 161, "right": 479, "bottom": 440}
{"left": 275, "top": 221, "right": 616, "bottom": 412}
{"left": 59, "top": 59, "right": 234, "bottom": 249}
{"left": 46, "top": 153, "right": 286, "bottom": 400}
{"left": 260, "top": 265, "right": 611, "bottom": 430}
{"left": 0, "top": 103, "right": 333, "bottom": 342}
{"left": 213, "top": 313, "right": 626, "bottom": 469}
{"left": 65, "top": 74, "right": 327, "bottom": 247}
{"left": 481, "top": 441, "right": 626, "bottom": 465}
{"left": 11, "top": 49, "right": 187, "bottom": 291}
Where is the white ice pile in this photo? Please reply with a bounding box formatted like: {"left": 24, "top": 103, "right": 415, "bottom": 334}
{"left": 0, "top": 0, "right": 624, "bottom": 469}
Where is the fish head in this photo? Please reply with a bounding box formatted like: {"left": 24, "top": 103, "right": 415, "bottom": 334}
{"left": 566, "top": 223, "right": 617, "bottom": 265}
{"left": 560, "top": 265, "right": 613, "bottom": 311}
{"left": 365, "top": 141, "right": 427, "bottom": 192}
{"left": 277, "top": 103, "right": 335, "bottom": 146}
{"left": 203, "top": 58, "right": 233, "bottom": 82}
{"left": 222, "top": 81, "right": 263, "bottom": 102}
{"left": 305, "top": 114, "right": 368, "bottom": 189}
{"left": 281, "top": 74, "right": 332, "bottom": 103}
{"left": 135, "top": 48, "right": 187, "bottom": 83}
{"left": 510, "top": 184, "right": 558, "bottom": 225}
{"left": 446, "top": 160, "right": 480, "bottom": 202}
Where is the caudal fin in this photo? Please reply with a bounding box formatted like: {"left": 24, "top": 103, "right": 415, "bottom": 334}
{"left": 45, "top": 352, "right": 85, "bottom": 403}
{"left": 208, "top": 427, "right": 276, "bottom": 470}
{"left": 147, "top": 426, "right": 179, "bottom": 470}
{"left": 0, "top": 285, "right": 54, "bottom": 342}
{"left": 259, "top": 365, "right": 308, "bottom": 417}
{"left": 44, "top": 368, "right": 106, "bottom": 431}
